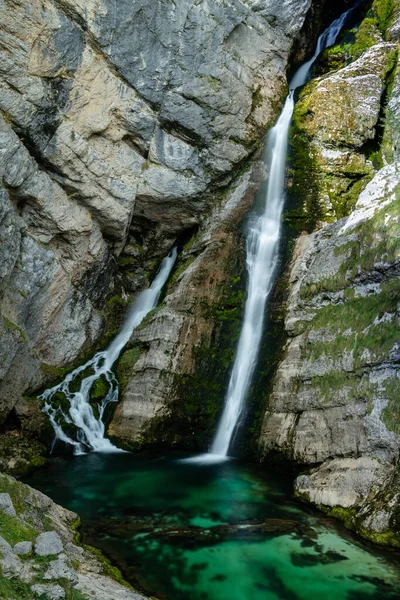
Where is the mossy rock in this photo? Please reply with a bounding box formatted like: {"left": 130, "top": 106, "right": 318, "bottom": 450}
{"left": 89, "top": 375, "right": 109, "bottom": 402}
{"left": 114, "top": 347, "right": 143, "bottom": 393}
{"left": 0, "top": 433, "right": 47, "bottom": 477}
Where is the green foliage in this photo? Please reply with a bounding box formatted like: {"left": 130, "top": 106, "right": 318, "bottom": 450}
{"left": 0, "top": 575, "right": 33, "bottom": 600}
{"left": 374, "top": 0, "right": 395, "bottom": 33}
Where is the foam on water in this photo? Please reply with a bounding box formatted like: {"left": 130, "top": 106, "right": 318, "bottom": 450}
{"left": 41, "top": 248, "right": 177, "bottom": 454}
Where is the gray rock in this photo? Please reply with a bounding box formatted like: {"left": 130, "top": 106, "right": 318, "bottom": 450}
{"left": 0, "top": 493, "right": 16, "bottom": 517}
{"left": 0, "top": 0, "right": 313, "bottom": 435}
{"left": 13, "top": 541, "right": 32, "bottom": 555}
{"left": 32, "top": 584, "right": 66, "bottom": 600}
{"left": 35, "top": 531, "right": 64, "bottom": 557}
{"left": 43, "top": 554, "right": 78, "bottom": 585}
{"left": 0, "top": 534, "right": 22, "bottom": 577}
{"left": 109, "top": 170, "right": 254, "bottom": 446}
{"left": 0, "top": 534, "right": 12, "bottom": 554}
{"left": 77, "top": 571, "right": 148, "bottom": 600}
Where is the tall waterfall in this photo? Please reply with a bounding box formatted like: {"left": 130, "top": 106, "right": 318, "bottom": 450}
{"left": 210, "top": 6, "right": 356, "bottom": 459}
{"left": 42, "top": 248, "right": 177, "bottom": 454}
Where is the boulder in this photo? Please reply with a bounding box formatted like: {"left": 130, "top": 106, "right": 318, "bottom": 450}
{"left": 0, "top": 492, "right": 16, "bottom": 517}
{"left": 13, "top": 540, "right": 33, "bottom": 555}
{"left": 35, "top": 531, "right": 64, "bottom": 556}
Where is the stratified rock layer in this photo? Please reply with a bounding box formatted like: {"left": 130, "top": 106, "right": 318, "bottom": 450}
{"left": 0, "top": 0, "right": 315, "bottom": 433}
{"left": 260, "top": 10, "right": 400, "bottom": 545}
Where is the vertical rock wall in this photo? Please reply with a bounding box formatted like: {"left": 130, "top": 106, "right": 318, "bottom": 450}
{"left": 259, "top": 0, "right": 400, "bottom": 546}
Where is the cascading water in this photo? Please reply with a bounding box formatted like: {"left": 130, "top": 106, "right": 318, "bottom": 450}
{"left": 208, "top": 5, "right": 358, "bottom": 460}
{"left": 41, "top": 248, "right": 177, "bottom": 454}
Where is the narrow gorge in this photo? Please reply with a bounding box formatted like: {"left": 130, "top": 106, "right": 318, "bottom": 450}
{"left": 0, "top": 0, "right": 399, "bottom": 599}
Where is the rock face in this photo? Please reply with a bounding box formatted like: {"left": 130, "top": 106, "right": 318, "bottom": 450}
{"left": 292, "top": 41, "right": 396, "bottom": 219}
{"left": 0, "top": 472, "right": 148, "bottom": 599}
{"left": 0, "top": 0, "right": 317, "bottom": 442}
{"left": 109, "top": 169, "right": 255, "bottom": 448}
{"left": 259, "top": 4, "right": 400, "bottom": 546}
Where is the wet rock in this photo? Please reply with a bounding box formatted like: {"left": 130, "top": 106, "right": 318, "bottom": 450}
{"left": 259, "top": 22, "right": 400, "bottom": 546}
{"left": 144, "top": 518, "right": 312, "bottom": 548}
{"left": 0, "top": 0, "right": 315, "bottom": 439}
{"left": 0, "top": 534, "right": 22, "bottom": 577}
{"left": 0, "top": 473, "right": 150, "bottom": 598}
{"left": 109, "top": 170, "right": 256, "bottom": 448}
{"left": 35, "top": 531, "right": 64, "bottom": 556}
{"left": 295, "top": 458, "right": 391, "bottom": 508}
{"left": 292, "top": 42, "right": 396, "bottom": 218}
{"left": 77, "top": 572, "right": 147, "bottom": 600}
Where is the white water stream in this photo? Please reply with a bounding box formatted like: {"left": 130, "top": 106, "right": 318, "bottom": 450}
{"left": 42, "top": 248, "right": 177, "bottom": 454}
{"left": 206, "top": 6, "right": 357, "bottom": 460}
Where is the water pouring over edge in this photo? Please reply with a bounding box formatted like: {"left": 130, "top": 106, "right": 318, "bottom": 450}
{"left": 41, "top": 248, "right": 177, "bottom": 454}
{"left": 186, "top": 5, "right": 358, "bottom": 465}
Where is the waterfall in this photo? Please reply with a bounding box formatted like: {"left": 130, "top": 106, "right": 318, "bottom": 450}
{"left": 208, "top": 6, "right": 357, "bottom": 460}
{"left": 41, "top": 248, "right": 177, "bottom": 454}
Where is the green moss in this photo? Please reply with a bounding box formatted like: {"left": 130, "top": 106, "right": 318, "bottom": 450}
{"left": 117, "top": 256, "right": 137, "bottom": 268}
{"left": 0, "top": 576, "right": 33, "bottom": 600}
{"left": 374, "top": 0, "right": 395, "bottom": 34}
{"left": 288, "top": 101, "right": 320, "bottom": 226}
{"left": 300, "top": 195, "right": 400, "bottom": 302}
{"left": 167, "top": 256, "right": 196, "bottom": 291}
{"left": 0, "top": 512, "right": 38, "bottom": 546}
{"left": 321, "top": 505, "right": 358, "bottom": 529}
{"left": 84, "top": 545, "right": 133, "bottom": 589}
{"left": 357, "top": 526, "right": 400, "bottom": 547}
{"left": 114, "top": 346, "right": 143, "bottom": 393}
{"left": 2, "top": 316, "right": 29, "bottom": 343}
{"left": 349, "top": 16, "right": 380, "bottom": 60}
{"left": 89, "top": 376, "right": 109, "bottom": 401}
{"left": 0, "top": 473, "right": 30, "bottom": 513}
{"left": 40, "top": 362, "right": 72, "bottom": 382}
{"left": 381, "top": 378, "right": 400, "bottom": 434}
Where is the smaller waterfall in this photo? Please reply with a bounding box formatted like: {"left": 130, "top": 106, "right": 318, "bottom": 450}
{"left": 208, "top": 4, "right": 358, "bottom": 460}
{"left": 42, "top": 248, "right": 177, "bottom": 454}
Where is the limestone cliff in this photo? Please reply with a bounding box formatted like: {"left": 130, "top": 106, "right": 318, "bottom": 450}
{"left": 0, "top": 0, "right": 318, "bottom": 448}
{"left": 259, "top": 0, "right": 400, "bottom": 546}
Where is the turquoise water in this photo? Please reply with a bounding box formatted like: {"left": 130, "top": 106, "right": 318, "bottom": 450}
{"left": 25, "top": 452, "right": 400, "bottom": 599}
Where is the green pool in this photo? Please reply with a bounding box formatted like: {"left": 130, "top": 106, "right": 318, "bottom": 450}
{"left": 24, "top": 452, "right": 400, "bottom": 600}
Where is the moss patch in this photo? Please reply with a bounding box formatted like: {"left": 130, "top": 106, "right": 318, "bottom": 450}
{"left": 84, "top": 544, "right": 134, "bottom": 589}
{"left": 0, "top": 512, "right": 38, "bottom": 546}
{"left": 114, "top": 347, "right": 143, "bottom": 394}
